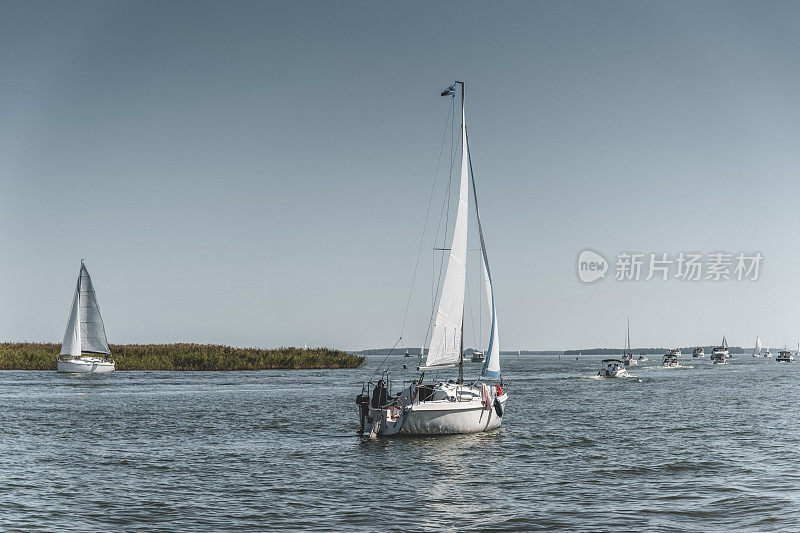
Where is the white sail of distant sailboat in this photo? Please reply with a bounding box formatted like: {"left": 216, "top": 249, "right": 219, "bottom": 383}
{"left": 58, "top": 261, "right": 115, "bottom": 373}
{"left": 753, "top": 336, "right": 762, "bottom": 357}
{"left": 356, "top": 81, "right": 506, "bottom": 437}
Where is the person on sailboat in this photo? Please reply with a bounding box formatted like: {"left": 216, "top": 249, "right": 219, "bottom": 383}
{"left": 371, "top": 379, "right": 388, "bottom": 409}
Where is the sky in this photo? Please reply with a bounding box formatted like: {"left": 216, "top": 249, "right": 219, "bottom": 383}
{"left": 3, "top": 0, "right": 800, "bottom": 351}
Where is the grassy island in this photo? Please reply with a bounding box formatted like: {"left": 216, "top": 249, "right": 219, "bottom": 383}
{"left": 0, "top": 343, "right": 365, "bottom": 371}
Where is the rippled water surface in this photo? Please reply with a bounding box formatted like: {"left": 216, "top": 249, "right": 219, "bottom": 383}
{"left": 2, "top": 355, "right": 800, "bottom": 531}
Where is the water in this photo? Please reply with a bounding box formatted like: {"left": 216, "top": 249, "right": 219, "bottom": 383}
{"left": 2, "top": 355, "right": 799, "bottom": 531}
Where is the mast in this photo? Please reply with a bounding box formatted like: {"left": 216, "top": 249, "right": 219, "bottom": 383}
{"left": 457, "top": 80, "right": 465, "bottom": 381}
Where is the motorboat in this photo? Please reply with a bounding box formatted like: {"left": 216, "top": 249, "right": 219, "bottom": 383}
{"left": 637, "top": 354, "right": 648, "bottom": 361}
{"left": 471, "top": 351, "right": 485, "bottom": 363}
{"left": 692, "top": 348, "right": 705, "bottom": 358}
{"left": 598, "top": 359, "right": 629, "bottom": 378}
{"left": 57, "top": 260, "right": 115, "bottom": 374}
{"left": 669, "top": 348, "right": 682, "bottom": 358}
{"left": 662, "top": 353, "right": 679, "bottom": 367}
{"left": 776, "top": 350, "right": 795, "bottom": 363}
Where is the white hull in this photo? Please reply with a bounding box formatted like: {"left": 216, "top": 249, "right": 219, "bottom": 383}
{"left": 397, "top": 394, "right": 506, "bottom": 435}
{"left": 57, "top": 357, "right": 115, "bottom": 373}
{"left": 367, "top": 382, "right": 507, "bottom": 437}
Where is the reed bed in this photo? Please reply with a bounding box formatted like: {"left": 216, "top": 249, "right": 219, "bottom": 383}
{"left": 0, "top": 343, "right": 365, "bottom": 371}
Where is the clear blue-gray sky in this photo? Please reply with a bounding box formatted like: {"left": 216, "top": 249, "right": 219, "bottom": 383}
{"left": 3, "top": 1, "right": 800, "bottom": 351}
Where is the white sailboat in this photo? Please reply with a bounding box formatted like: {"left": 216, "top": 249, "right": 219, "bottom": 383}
{"left": 753, "top": 336, "right": 762, "bottom": 357}
{"left": 57, "top": 261, "right": 115, "bottom": 373}
{"left": 621, "top": 317, "right": 637, "bottom": 367}
{"left": 356, "top": 81, "right": 507, "bottom": 437}
{"left": 711, "top": 336, "right": 730, "bottom": 361}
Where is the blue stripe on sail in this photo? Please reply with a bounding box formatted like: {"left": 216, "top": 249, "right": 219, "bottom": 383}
{"left": 483, "top": 368, "right": 500, "bottom": 378}
{"left": 482, "top": 261, "right": 498, "bottom": 377}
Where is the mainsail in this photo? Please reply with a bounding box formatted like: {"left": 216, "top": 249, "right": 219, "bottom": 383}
{"left": 60, "top": 261, "right": 110, "bottom": 356}
{"left": 424, "top": 90, "right": 470, "bottom": 369}
{"left": 722, "top": 336, "right": 728, "bottom": 350}
{"left": 753, "top": 336, "right": 762, "bottom": 357}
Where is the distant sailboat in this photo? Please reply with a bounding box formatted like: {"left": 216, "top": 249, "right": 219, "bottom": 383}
{"left": 356, "top": 81, "right": 506, "bottom": 437}
{"left": 753, "top": 336, "right": 762, "bottom": 357}
{"left": 57, "top": 261, "right": 115, "bottom": 373}
{"left": 712, "top": 336, "right": 730, "bottom": 361}
{"left": 621, "top": 317, "right": 637, "bottom": 367}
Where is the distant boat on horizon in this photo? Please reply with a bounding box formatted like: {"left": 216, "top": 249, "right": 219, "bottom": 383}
{"left": 621, "top": 318, "right": 637, "bottom": 367}
{"left": 57, "top": 260, "right": 115, "bottom": 373}
{"left": 753, "top": 336, "right": 762, "bottom": 357}
{"left": 711, "top": 336, "right": 730, "bottom": 361}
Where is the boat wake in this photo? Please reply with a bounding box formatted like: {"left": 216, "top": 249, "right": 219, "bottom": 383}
{"left": 589, "top": 374, "right": 638, "bottom": 380}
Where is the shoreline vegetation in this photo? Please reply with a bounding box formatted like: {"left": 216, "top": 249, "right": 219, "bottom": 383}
{"left": 0, "top": 343, "right": 365, "bottom": 371}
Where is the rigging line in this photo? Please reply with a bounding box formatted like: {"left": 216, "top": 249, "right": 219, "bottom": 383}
{"left": 396, "top": 99, "right": 455, "bottom": 344}
{"left": 368, "top": 336, "right": 404, "bottom": 383}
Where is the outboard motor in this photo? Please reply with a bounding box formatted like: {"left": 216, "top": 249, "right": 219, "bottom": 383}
{"left": 356, "top": 391, "right": 370, "bottom": 433}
